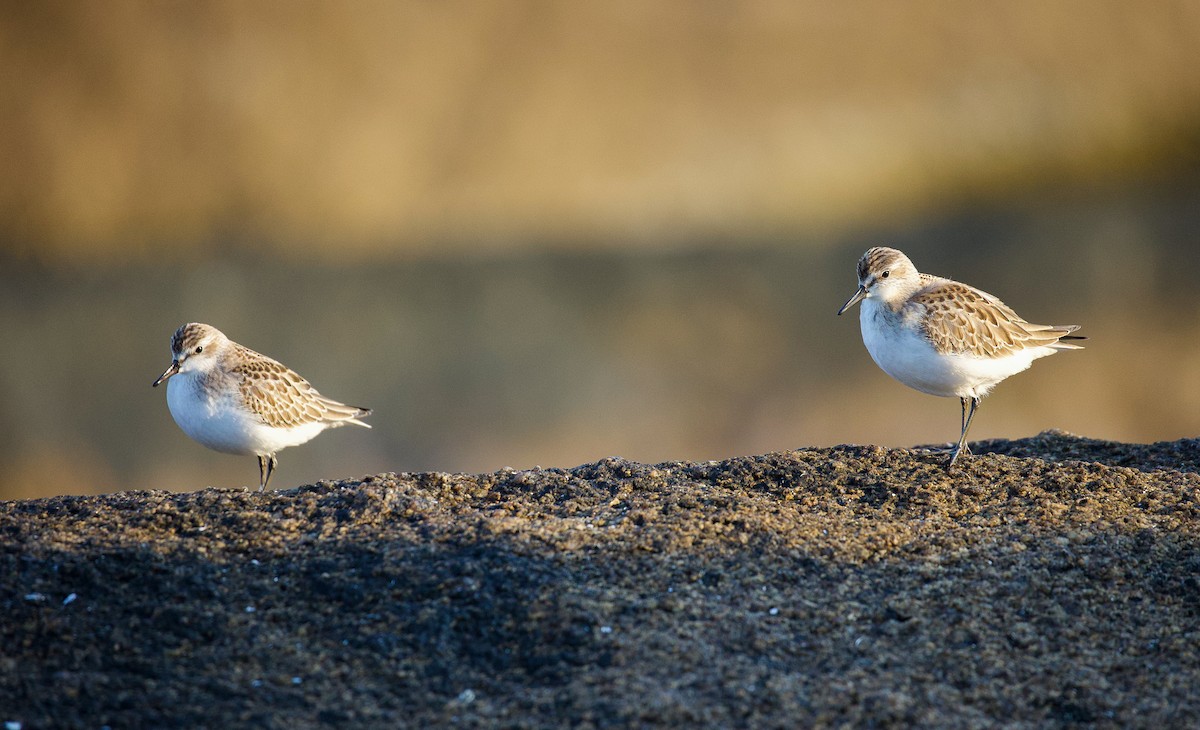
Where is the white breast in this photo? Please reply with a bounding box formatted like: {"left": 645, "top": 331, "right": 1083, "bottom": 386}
{"left": 166, "top": 373, "right": 329, "bottom": 456}
{"left": 859, "top": 299, "right": 1050, "bottom": 399}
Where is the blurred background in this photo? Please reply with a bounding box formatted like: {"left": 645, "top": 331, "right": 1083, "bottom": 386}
{"left": 2, "top": 1, "right": 1199, "bottom": 499}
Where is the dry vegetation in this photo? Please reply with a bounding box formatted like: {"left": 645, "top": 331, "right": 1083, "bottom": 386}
{"left": 2, "top": 1, "right": 1199, "bottom": 261}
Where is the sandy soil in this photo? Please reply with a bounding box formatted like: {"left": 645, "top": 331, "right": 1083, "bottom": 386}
{"left": 3, "top": 431, "right": 1199, "bottom": 728}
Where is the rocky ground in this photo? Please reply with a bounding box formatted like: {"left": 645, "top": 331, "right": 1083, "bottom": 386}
{"left": 2, "top": 431, "right": 1199, "bottom": 728}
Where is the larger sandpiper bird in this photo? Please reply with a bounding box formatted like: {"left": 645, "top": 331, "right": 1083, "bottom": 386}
{"left": 153, "top": 323, "right": 371, "bottom": 491}
{"left": 837, "top": 247, "right": 1084, "bottom": 468}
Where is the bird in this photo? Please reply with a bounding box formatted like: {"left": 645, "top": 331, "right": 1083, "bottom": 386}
{"left": 837, "top": 246, "right": 1084, "bottom": 468}
{"left": 152, "top": 322, "right": 371, "bottom": 490}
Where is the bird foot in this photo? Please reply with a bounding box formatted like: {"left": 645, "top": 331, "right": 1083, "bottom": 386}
{"left": 946, "top": 443, "right": 973, "bottom": 470}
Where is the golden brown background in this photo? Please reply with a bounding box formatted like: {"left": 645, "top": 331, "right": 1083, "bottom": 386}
{"left": 3, "top": 1, "right": 1199, "bottom": 498}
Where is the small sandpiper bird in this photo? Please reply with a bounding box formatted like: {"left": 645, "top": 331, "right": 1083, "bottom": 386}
{"left": 153, "top": 323, "right": 371, "bottom": 490}
{"left": 837, "top": 247, "right": 1084, "bottom": 469}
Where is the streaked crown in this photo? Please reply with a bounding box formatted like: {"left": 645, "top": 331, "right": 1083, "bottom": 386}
{"left": 170, "top": 323, "right": 227, "bottom": 359}
{"left": 857, "top": 246, "right": 917, "bottom": 284}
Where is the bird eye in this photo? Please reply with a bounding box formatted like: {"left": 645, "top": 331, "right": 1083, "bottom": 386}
{"left": 881, "top": 270, "right": 890, "bottom": 279}
{"left": 195, "top": 346, "right": 203, "bottom": 354}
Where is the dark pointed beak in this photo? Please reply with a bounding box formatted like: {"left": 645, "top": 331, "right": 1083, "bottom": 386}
{"left": 153, "top": 361, "right": 180, "bottom": 387}
{"left": 837, "top": 285, "right": 868, "bottom": 316}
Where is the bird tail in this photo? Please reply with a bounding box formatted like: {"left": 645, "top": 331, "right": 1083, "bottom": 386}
{"left": 1051, "top": 325, "right": 1085, "bottom": 350}
{"left": 323, "top": 401, "right": 373, "bottom": 428}
{"left": 346, "top": 406, "right": 373, "bottom": 429}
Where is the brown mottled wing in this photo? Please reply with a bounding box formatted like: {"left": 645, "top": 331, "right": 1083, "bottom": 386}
{"left": 232, "top": 346, "right": 371, "bottom": 429}
{"left": 912, "top": 281, "right": 1081, "bottom": 357}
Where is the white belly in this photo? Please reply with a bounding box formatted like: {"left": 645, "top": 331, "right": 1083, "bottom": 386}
{"left": 166, "top": 374, "right": 328, "bottom": 456}
{"left": 859, "top": 301, "right": 1049, "bottom": 399}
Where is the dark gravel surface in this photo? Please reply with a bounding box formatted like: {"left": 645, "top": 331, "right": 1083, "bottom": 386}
{"left": 3, "top": 431, "right": 1200, "bottom": 728}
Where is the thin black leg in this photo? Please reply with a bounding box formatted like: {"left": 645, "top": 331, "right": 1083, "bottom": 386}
{"left": 260, "top": 454, "right": 277, "bottom": 492}
{"left": 257, "top": 454, "right": 278, "bottom": 492}
{"left": 949, "top": 397, "right": 980, "bottom": 469}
